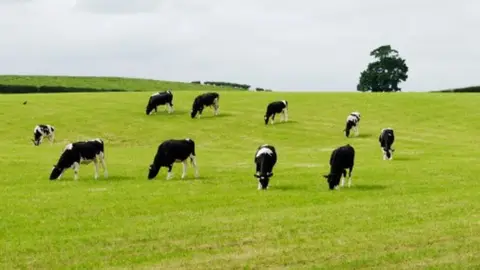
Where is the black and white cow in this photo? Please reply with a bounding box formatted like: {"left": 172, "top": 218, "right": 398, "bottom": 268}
{"left": 264, "top": 100, "right": 288, "bottom": 125}
{"left": 323, "top": 144, "right": 355, "bottom": 190}
{"left": 49, "top": 138, "right": 108, "bottom": 181}
{"left": 148, "top": 138, "right": 199, "bottom": 180}
{"left": 190, "top": 92, "right": 220, "bottom": 118}
{"left": 253, "top": 144, "right": 277, "bottom": 190}
{"left": 32, "top": 124, "right": 55, "bottom": 146}
{"left": 146, "top": 90, "right": 174, "bottom": 115}
{"left": 344, "top": 111, "right": 361, "bottom": 137}
{"left": 379, "top": 128, "right": 395, "bottom": 160}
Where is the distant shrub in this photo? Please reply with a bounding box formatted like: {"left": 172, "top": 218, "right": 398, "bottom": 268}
{"left": 190, "top": 81, "right": 202, "bottom": 84}
{"left": 256, "top": 88, "right": 264, "bottom": 91}
{"left": 203, "top": 81, "right": 250, "bottom": 90}
{"left": 435, "top": 86, "right": 480, "bottom": 93}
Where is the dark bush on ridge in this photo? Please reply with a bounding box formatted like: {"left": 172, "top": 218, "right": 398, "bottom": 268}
{"left": 0, "top": 84, "right": 126, "bottom": 94}
{"left": 434, "top": 86, "right": 480, "bottom": 93}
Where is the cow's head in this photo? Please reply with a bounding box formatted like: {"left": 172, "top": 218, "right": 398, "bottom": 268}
{"left": 254, "top": 172, "right": 273, "bottom": 189}
{"left": 383, "top": 147, "right": 395, "bottom": 160}
{"left": 148, "top": 164, "right": 160, "bottom": 179}
{"left": 264, "top": 115, "right": 269, "bottom": 125}
{"left": 32, "top": 138, "right": 40, "bottom": 146}
{"left": 49, "top": 165, "right": 63, "bottom": 180}
{"left": 323, "top": 173, "right": 341, "bottom": 190}
{"left": 146, "top": 103, "right": 155, "bottom": 115}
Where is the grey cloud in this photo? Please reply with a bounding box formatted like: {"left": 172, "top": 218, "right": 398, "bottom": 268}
{"left": 0, "top": 0, "right": 479, "bottom": 91}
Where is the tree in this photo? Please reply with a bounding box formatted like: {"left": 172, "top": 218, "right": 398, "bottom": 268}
{"left": 357, "top": 45, "right": 408, "bottom": 92}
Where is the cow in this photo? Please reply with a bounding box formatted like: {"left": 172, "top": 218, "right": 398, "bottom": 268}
{"left": 49, "top": 138, "right": 108, "bottom": 181}
{"left": 264, "top": 100, "right": 288, "bottom": 125}
{"left": 32, "top": 124, "right": 55, "bottom": 146}
{"left": 379, "top": 128, "right": 395, "bottom": 160}
{"left": 344, "top": 111, "right": 361, "bottom": 137}
{"left": 253, "top": 144, "right": 277, "bottom": 190}
{"left": 146, "top": 90, "right": 174, "bottom": 115}
{"left": 190, "top": 92, "right": 220, "bottom": 118}
{"left": 323, "top": 144, "right": 355, "bottom": 190}
{"left": 148, "top": 138, "right": 199, "bottom": 180}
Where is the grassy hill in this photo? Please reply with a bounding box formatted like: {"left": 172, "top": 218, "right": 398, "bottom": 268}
{"left": 0, "top": 75, "right": 245, "bottom": 92}
{"left": 0, "top": 90, "right": 479, "bottom": 269}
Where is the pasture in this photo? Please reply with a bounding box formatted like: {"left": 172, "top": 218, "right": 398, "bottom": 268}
{"left": 1, "top": 91, "right": 479, "bottom": 269}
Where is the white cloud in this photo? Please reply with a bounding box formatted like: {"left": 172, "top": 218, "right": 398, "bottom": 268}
{"left": 0, "top": 0, "right": 479, "bottom": 91}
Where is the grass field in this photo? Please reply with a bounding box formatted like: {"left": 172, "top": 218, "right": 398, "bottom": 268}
{"left": 1, "top": 90, "right": 479, "bottom": 269}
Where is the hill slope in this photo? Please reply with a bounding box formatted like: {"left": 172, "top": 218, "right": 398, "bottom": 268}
{"left": 0, "top": 91, "right": 479, "bottom": 269}
{"left": 0, "top": 75, "right": 245, "bottom": 92}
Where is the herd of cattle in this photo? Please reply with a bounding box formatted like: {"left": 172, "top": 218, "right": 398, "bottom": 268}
{"left": 31, "top": 90, "right": 396, "bottom": 190}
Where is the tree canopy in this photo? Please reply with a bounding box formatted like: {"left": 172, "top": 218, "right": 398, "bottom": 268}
{"left": 357, "top": 45, "right": 409, "bottom": 92}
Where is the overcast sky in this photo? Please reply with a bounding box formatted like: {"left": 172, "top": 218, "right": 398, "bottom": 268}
{"left": 0, "top": 0, "right": 478, "bottom": 92}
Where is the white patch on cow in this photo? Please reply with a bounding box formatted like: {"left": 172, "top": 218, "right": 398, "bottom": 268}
{"left": 65, "top": 143, "right": 73, "bottom": 151}
{"left": 258, "top": 182, "right": 262, "bottom": 190}
{"left": 347, "top": 176, "right": 352, "bottom": 187}
{"left": 256, "top": 147, "right": 273, "bottom": 157}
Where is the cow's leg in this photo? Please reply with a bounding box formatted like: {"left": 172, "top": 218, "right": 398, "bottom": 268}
{"left": 355, "top": 125, "right": 359, "bottom": 136}
{"left": 255, "top": 163, "right": 260, "bottom": 176}
{"left": 99, "top": 153, "right": 108, "bottom": 178}
{"left": 166, "top": 165, "right": 173, "bottom": 180}
{"left": 258, "top": 182, "right": 262, "bottom": 190}
{"left": 271, "top": 114, "right": 275, "bottom": 124}
{"left": 181, "top": 160, "right": 188, "bottom": 179}
{"left": 340, "top": 170, "right": 346, "bottom": 187}
{"left": 190, "top": 154, "right": 199, "bottom": 178}
{"left": 284, "top": 108, "right": 289, "bottom": 121}
{"left": 73, "top": 162, "right": 80, "bottom": 181}
{"left": 93, "top": 159, "right": 99, "bottom": 180}
{"left": 213, "top": 102, "right": 219, "bottom": 116}
{"left": 347, "top": 167, "right": 353, "bottom": 187}
{"left": 49, "top": 133, "right": 55, "bottom": 144}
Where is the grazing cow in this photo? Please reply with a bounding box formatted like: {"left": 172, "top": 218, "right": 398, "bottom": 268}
{"left": 344, "top": 111, "right": 361, "bottom": 137}
{"left": 148, "top": 138, "right": 199, "bottom": 180}
{"left": 190, "top": 92, "right": 220, "bottom": 118}
{"left": 253, "top": 144, "right": 277, "bottom": 190}
{"left": 323, "top": 144, "right": 355, "bottom": 190}
{"left": 49, "top": 138, "right": 108, "bottom": 181}
{"left": 32, "top": 124, "right": 55, "bottom": 146}
{"left": 264, "top": 100, "right": 288, "bottom": 125}
{"left": 146, "top": 90, "right": 174, "bottom": 115}
{"left": 379, "top": 128, "right": 395, "bottom": 160}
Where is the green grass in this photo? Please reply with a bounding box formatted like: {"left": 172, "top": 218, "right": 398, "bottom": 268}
{"left": 0, "top": 75, "right": 242, "bottom": 92}
{"left": 1, "top": 91, "right": 479, "bottom": 269}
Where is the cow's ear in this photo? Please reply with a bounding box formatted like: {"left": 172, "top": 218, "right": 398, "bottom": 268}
{"left": 323, "top": 174, "right": 329, "bottom": 179}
